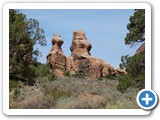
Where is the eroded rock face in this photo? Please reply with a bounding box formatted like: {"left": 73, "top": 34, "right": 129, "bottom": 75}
{"left": 67, "top": 30, "right": 117, "bottom": 78}
{"left": 47, "top": 30, "right": 126, "bottom": 78}
{"left": 54, "top": 69, "right": 64, "bottom": 78}
{"left": 46, "top": 34, "right": 66, "bottom": 71}
{"left": 70, "top": 30, "right": 92, "bottom": 58}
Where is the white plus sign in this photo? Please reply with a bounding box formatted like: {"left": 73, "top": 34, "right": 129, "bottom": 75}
{"left": 142, "top": 93, "right": 153, "bottom": 105}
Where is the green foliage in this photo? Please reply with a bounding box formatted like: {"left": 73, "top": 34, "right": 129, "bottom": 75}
{"left": 9, "top": 80, "right": 21, "bottom": 108}
{"left": 117, "top": 74, "right": 145, "bottom": 93}
{"left": 9, "top": 9, "right": 46, "bottom": 83}
{"left": 120, "top": 51, "right": 145, "bottom": 77}
{"left": 9, "top": 80, "right": 20, "bottom": 91}
{"left": 118, "top": 9, "right": 145, "bottom": 93}
{"left": 33, "top": 63, "right": 57, "bottom": 82}
{"left": 47, "top": 71, "right": 57, "bottom": 81}
{"left": 64, "top": 71, "right": 70, "bottom": 77}
{"left": 126, "top": 52, "right": 145, "bottom": 77}
{"left": 117, "top": 52, "right": 145, "bottom": 93}
{"left": 74, "top": 61, "right": 87, "bottom": 78}
{"left": 35, "top": 63, "right": 50, "bottom": 77}
{"left": 9, "top": 80, "right": 21, "bottom": 101}
{"left": 45, "top": 89, "right": 73, "bottom": 101}
{"left": 117, "top": 74, "right": 133, "bottom": 93}
{"left": 125, "top": 9, "right": 145, "bottom": 46}
{"left": 98, "top": 74, "right": 117, "bottom": 81}
{"left": 103, "top": 74, "right": 117, "bottom": 80}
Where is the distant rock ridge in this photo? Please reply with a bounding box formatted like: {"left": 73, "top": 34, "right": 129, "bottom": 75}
{"left": 47, "top": 30, "right": 127, "bottom": 78}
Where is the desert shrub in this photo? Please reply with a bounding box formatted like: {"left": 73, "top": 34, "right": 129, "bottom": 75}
{"left": 74, "top": 61, "right": 87, "bottom": 78}
{"left": 97, "top": 74, "right": 117, "bottom": 82}
{"left": 12, "top": 85, "right": 55, "bottom": 109}
{"left": 42, "top": 79, "right": 75, "bottom": 101}
{"left": 9, "top": 80, "right": 21, "bottom": 100}
{"left": 55, "top": 85, "right": 139, "bottom": 109}
{"left": 46, "top": 90, "right": 73, "bottom": 101}
{"left": 117, "top": 74, "right": 133, "bottom": 93}
{"left": 9, "top": 80, "right": 20, "bottom": 91}
{"left": 9, "top": 80, "right": 21, "bottom": 108}
{"left": 131, "top": 75, "right": 145, "bottom": 90}
{"left": 64, "top": 71, "right": 70, "bottom": 77}
{"left": 35, "top": 63, "right": 50, "bottom": 77}
{"left": 47, "top": 71, "right": 57, "bottom": 81}
{"left": 97, "top": 76, "right": 103, "bottom": 81}
{"left": 10, "top": 74, "right": 139, "bottom": 109}
{"left": 103, "top": 74, "right": 117, "bottom": 80}
{"left": 34, "top": 63, "right": 58, "bottom": 83}
{"left": 55, "top": 95, "right": 107, "bottom": 109}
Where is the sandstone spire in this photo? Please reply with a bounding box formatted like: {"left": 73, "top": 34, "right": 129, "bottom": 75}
{"left": 70, "top": 30, "right": 92, "bottom": 58}
{"left": 46, "top": 34, "right": 66, "bottom": 70}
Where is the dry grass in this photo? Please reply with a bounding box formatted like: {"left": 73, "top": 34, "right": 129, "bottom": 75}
{"left": 9, "top": 77, "right": 140, "bottom": 109}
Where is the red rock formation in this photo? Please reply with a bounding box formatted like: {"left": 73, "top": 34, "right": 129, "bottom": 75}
{"left": 46, "top": 34, "right": 66, "bottom": 71}
{"left": 47, "top": 30, "right": 126, "bottom": 78}
{"left": 68, "top": 30, "right": 117, "bottom": 78}
{"left": 70, "top": 30, "right": 92, "bottom": 58}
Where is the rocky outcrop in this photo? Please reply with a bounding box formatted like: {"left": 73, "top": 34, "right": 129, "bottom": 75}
{"left": 47, "top": 30, "right": 126, "bottom": 78}
{"left": 68, "top": 30, "right": 117, "bottom": 78}
{"left": 46, "top": 34, "right": 66, "bottom": 71}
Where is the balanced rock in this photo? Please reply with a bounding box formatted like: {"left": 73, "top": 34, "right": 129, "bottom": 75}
{"left": 46, "top": 34, "right": 66, "bottom": 71}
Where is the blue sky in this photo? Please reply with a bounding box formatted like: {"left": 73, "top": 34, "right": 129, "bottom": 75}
{"left": 19, "top": 9, "right": 141, "bottom": 69}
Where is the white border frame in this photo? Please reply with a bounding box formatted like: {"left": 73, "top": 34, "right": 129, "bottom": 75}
{"left": 3, "top": 3, "right": 151, "bottom": 115}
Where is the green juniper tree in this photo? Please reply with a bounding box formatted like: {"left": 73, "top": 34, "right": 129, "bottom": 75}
{"left": 117, "top": 9, "right": 145, "bottom": 93}
{"left": 9, "top": 9, "right": 46, "bottom": 83}
{"left": 125, "top": 9, "right": 145, "bottom": 46}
